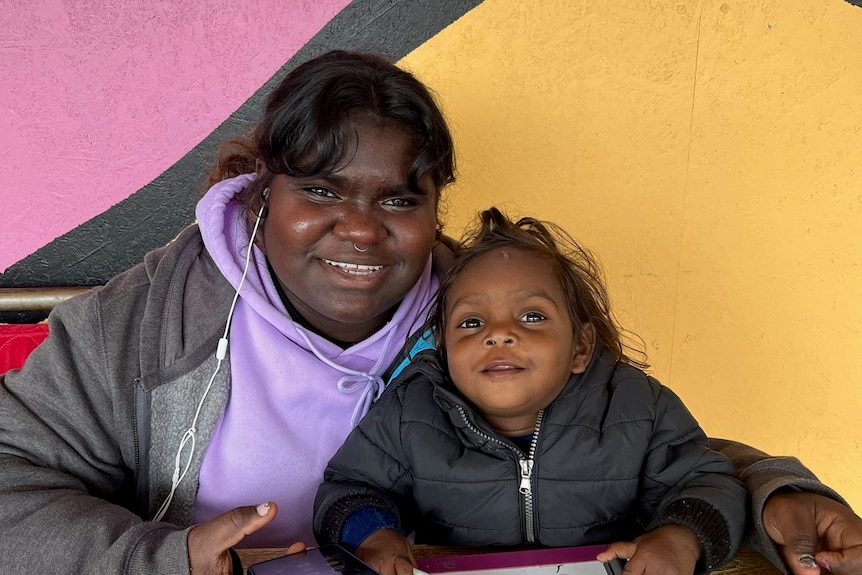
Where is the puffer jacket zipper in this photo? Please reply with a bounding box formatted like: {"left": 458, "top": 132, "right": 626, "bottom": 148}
{"left": 456, "top": 405, "right": 545, "bottom": 542}
{"left": 520, "top": 409, "right": 544, "bottom": 541}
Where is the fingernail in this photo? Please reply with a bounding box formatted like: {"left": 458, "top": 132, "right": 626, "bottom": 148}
{"left": 820, "top": 558, "right": 831, "bottom": 572}
{"left": 256, "top": 502, "right": 271, "bottom": 516}
{"left": 798, "top": 554, "right": 816, "bottom": 569}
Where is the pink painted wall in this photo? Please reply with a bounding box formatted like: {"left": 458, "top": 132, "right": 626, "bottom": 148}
{"left": 0, "top": 0, "right": 350, "bottom": 273}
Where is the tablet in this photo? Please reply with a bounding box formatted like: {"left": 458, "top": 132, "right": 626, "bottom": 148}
{"left": 416, "top": 545, "right": 625, "bottom": 575}
{"left": 248, "top": 544, "right": 379, "bottom": 575}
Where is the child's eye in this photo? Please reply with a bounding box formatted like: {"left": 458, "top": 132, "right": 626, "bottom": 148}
{"left": 457, "top": 317, "right": 483, "bottom": 329}
{"left": 521, "top": 311, "right": 546, "bottom": 323}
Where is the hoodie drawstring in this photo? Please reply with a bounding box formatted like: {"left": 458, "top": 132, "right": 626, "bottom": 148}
{"left": 293, "top": 326, "right": 399, "bottom": 428}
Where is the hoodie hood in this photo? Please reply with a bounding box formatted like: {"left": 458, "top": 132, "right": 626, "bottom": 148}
{"left": 196, "top": 173, "right": 291, "bottom": 334}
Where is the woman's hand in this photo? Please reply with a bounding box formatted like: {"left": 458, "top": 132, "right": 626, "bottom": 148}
{"left": 597, "top": 524, "right": 701, "bottom": 575}
{"left": 764, "top": 491, "right": 862, "bottom": 574}
{"left": 187, "top": 501, "right": 306, "bottom": 574}
{"left": 354, "top": 528, "right": 415, "bottom": 575}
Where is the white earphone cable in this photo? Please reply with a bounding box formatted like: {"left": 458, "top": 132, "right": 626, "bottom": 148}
{"left": 152, "top": 195, "right": 266, "bottom": 522}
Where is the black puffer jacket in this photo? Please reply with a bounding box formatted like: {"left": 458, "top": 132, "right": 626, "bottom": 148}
{"left": 314, "top": 346, "right": 748, "bottom": 571}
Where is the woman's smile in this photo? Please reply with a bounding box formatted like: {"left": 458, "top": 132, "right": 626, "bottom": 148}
{"left": 321, "top": 258, "right": 385, "bottom": 276}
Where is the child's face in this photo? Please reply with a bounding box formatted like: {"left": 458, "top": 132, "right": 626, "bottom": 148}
{"left": 444, "top": 247, "right": 586, "bottom": 436}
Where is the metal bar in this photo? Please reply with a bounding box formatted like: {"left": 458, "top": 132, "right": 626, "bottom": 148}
{"left": 0, "top": 287, "right": 93, "bottom": 312}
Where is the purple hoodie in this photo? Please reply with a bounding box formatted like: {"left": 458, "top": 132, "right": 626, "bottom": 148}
{"left": 193, "top": 174, "right": 438, "bottom": 547}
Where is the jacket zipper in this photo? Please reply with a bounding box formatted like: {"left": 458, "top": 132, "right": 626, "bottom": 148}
{"left": 133, "top": 377, "right": 149, "bottom": 517}
{"left": 520, "top": 410, "right": 543, "bottom": 542}
{"left": 456, "top": 406, "right": 545, "bottom": 542}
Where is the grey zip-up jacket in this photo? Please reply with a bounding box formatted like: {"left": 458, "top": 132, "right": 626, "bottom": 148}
{"left": 0, "top": 225, "right": 851, "bottom": 574}
{"left": 315, "top": 348, "right": 747, "bottom": 572}
{"left": 0, "top": 225, "right": 236, "bottom": 574}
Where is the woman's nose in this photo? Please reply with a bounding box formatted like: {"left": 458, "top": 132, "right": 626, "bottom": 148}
{"left": 334, "top": 208, "right": 387, "bottom": 245}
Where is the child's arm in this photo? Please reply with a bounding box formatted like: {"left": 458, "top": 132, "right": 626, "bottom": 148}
{"left": 313, "top": 386, "right": 416, "bottom": 552}
{"left": 597, "top": 524, "right": 702, "bottom": 575}
{"left": 634, "top": 380, "right": 749, "bottom": 573}
{"left": 353, "top": 528, "right": 416, "bottom": 575}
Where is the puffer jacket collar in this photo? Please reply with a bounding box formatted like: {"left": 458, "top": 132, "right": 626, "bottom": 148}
{"left": 396, "top": 344, "right": 620, "bottom": 450}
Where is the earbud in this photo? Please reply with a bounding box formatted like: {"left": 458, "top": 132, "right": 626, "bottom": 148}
{"left": 257, "top": 187, "right": 270, "bottom": 219}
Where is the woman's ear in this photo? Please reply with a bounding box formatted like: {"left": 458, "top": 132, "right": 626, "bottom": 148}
{"left": 571, "top": 322, "right": 596, "bottom": 374}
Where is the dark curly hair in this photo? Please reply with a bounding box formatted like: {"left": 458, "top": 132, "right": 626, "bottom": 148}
{"left": 207, "top": 50, "right": 456, "bottom": 215}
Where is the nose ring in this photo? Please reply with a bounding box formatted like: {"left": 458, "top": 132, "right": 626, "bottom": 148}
{"left": 486, "top": 337, "right": 514, "bottom": 346}
{"left": 353, "top": 243, "right": 368, "bottom": 253}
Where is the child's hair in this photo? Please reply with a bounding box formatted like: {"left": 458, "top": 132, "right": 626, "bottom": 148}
{"left": 433, "top": 207, "right": 648, "bottom": 370}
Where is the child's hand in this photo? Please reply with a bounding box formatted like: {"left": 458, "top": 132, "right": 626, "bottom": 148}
{"left": 596, "top": 524, "right": 702, "bottom": 575}
{"left": 354, "top": 528, "right": 416, "bottom": 575}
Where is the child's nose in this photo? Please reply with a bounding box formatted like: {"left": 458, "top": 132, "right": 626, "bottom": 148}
{"left": 485, "top": 336, "right": 515, "bottom": 346}
{"left": 485, "top": 324, "right": 516, "bottom": 346}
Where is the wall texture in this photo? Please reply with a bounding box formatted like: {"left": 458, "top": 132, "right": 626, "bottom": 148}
{"left": 405, "top": 0, "right": 862, "bottom": 510}
{"left": 2, "top": 0, "right": 861, "bottom": 511}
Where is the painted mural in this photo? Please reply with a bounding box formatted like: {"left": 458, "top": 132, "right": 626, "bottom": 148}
{"left": 0, "top": 0, "right": 483, "bottom": 288}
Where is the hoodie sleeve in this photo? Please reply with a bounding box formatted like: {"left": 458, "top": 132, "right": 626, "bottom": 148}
{"left": 709, "top": 437, "right": 850, "bottom": 573}
{"left": 639, "top": 381, "right": 749, "bottom": 573}
{"left": 0, "top": 286, "right": 193, "bottom": 574}
{"left": 314, "top": 383, "right": 416, "bottom": 548}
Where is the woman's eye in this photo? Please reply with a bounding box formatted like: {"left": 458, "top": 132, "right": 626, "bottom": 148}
{"left": 457, "top": 317, "right": 482, "bottom": 329}
{"left": 383, "top": 197, "right": 416, "bottom": 209}
{"left": 521, "top": 311, "right": 546, "bottom": 323}
{"left": 304, "top": 186, "right": 338, "bottom": 199}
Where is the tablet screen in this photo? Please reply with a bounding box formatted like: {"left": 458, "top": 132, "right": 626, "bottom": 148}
{"left": 248, "top": 545, "right": 379, "bottom": 575}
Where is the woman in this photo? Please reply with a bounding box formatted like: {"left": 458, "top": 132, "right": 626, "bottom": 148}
{"left": 0, "top": 50, "right": 859, "bottom": 575}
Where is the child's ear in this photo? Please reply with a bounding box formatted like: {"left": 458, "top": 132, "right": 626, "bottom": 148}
{"left": 571, "top": 322, "right": 596, "bottom": 374}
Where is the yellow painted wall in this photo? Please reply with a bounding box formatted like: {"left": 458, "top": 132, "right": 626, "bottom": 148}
{"left": 403, "top": 0, "right": 862, "bottom": 509}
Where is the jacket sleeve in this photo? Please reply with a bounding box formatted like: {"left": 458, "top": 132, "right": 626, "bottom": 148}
{"left": 709, "top": 437, "right": 850, "bottom": 573}
{"left": 639, "top": 380, "right": 749, "bottom": 573}
{"left": 314, "top": 385, "right": 415, "bottom": 547}
{"left": 0, "top": 291, "right": 191, "bottom": 574}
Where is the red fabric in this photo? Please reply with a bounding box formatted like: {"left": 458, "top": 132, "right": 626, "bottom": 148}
{"left": 0, "top": 324, "right": 50, "bottom": 374}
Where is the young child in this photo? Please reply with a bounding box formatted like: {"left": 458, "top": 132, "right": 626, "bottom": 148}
{"left": 313, "top": 208, "right": 747, "bottom": 575}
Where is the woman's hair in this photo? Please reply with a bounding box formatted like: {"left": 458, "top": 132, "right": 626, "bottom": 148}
{"left": 433, "top": 207, "right": 648, "bottom": 369}
{"left": 207, "top": 50, "right": 456, "bottom": 213}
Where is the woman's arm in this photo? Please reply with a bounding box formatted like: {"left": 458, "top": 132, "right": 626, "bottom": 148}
{"left": 0, "top": 291, "right": 190, "bottom": 573}
{"left": 710, "top": 438, "right": 862, "bottom": 574}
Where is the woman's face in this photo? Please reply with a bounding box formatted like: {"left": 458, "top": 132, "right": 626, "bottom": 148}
{"left": 256, "top": 118, "right": 439, "bottom": 343}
